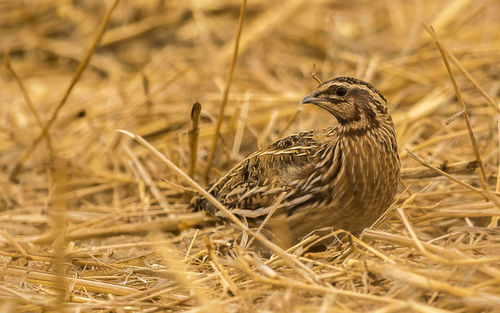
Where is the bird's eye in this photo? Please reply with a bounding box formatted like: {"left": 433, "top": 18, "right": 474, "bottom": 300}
{"left": 335, "top": 87, "right": 348, "bottom": 97}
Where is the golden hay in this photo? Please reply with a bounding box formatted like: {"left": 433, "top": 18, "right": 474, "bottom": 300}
{"left": 1, "top": 0, "right": 500, "bottom": 312}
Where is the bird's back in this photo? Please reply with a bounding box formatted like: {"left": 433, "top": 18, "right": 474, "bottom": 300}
{"left": 194, "top": 129, "right": 323, "bottom": 217}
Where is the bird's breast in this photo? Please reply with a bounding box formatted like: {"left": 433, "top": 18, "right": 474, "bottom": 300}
{"left": 334, "top": 130, "right": 399, "bottom": 229}
{"left": 287, "top": 127, "right": 400, "bottom": 237}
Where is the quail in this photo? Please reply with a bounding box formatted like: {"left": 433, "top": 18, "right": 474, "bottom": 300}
{"left": 194, "top": 77, "right": 400, "bottom": 245}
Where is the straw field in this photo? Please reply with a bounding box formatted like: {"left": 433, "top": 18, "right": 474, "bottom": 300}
{"left": 1, "top": 0, "right": 500, "bottom": 312}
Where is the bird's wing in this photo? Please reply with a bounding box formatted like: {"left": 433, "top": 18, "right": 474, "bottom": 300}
{"left": 194, "top": 130, "right": 323, "bottom": 218}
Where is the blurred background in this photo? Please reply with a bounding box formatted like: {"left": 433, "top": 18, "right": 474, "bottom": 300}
{"left": 1, "top": 0, "right": 500, "bottom": 311}
{"left": 1, "top": 0, "right": 499, "bottom": 182}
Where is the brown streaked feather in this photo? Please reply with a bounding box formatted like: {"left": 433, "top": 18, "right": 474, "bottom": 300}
{"left": 194, "top": 130, "right": 321, "bottom": 216}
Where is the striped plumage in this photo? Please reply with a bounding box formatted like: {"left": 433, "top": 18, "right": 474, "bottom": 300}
{"left": 194, "top": 77, "right": 400, "bottom": 246}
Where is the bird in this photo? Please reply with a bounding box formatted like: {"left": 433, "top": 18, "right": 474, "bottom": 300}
{"left": 193, "top": 77, "right": 400, "bottom": 247}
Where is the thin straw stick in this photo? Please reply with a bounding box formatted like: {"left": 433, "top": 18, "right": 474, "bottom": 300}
{"left": 311, "top": 64, "right": 322, "bottom": 84}
{"left": 490, "top": 102, "right": 500, "bottom": 227}
{"left": 424, "top": 30, "right": 498, "bottom": 113}
{"left": 10, "top": 0, "right": 120, "bottom": 180}
{"left": 188, "top": 102, "right": 201, "bottom": 178}
{"left": 424, "top": 25, "right": 487, "bottom": 185}
{"left": 204, "top": 0, "right": 247, "bottom": 184}
{"left": 4, "top": 50, "right": 54, "bottom": 161}
{"left": 4, "top": 50, "right": 45, "bottom": 129}
{"left": 406, "top": 149, "right": 483, "bottom": 196}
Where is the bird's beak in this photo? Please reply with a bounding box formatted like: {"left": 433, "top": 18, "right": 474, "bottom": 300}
{"left": 301, "top": 91, "right": 322, "bottom": 104}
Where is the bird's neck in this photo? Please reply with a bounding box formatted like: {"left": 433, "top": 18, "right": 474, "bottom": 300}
{"left": 336, "top": 116, "right": 395, "bottom": 138}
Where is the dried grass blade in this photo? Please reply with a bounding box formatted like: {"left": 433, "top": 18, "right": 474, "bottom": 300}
{"left": 188, "top": 102, "right": 201, "bottom": 178}
{"left": 204, "top": 0, "right": 247, "bottom": 184}
{"left": 10, "top": 0, "right": 121, "bottom": 180}
{"left": 406, "top": 149, "right": 484, "bottom": 196}
{"left": 397, "top": 207, "right": 500, "bottom": 265}
{"left": 424, "top": 24, "right": 487, "bottom": 185}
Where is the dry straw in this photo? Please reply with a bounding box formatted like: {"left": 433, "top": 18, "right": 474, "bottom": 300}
{"left": 1, "top": 1, "right": 500, "bottom": 312}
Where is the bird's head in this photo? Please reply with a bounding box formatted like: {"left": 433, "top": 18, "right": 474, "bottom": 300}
{"left": 302, "top": 77, "right": 389, "bottom": 127}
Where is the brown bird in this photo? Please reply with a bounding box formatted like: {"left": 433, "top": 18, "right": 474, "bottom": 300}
{"left": 194, "top": 77, "right": 400, "bottom": 246}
